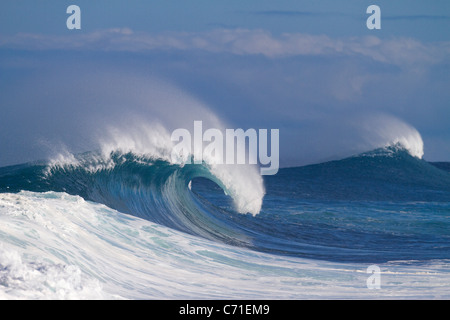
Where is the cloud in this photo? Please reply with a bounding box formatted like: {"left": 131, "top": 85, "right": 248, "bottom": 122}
{"left": 384, "top": 14, "right": 450, "bottom": 21}
{"left": 249, "top": 10, "right": 320, "bottom": 17}
{"left": 249, "top": 10, "right": 352, "bottom": 18}
{"left": 1, "top": 28, "right": 449, "bottom": 68}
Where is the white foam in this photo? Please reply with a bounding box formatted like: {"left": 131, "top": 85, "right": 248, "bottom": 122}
{"left": 1, "top": 191, "right": 448, "bottom": 299}
{"left": 0, "top": 242, "right": 107, "bottom": 300}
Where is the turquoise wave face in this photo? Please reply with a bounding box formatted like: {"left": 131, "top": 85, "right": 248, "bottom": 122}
{"left": 1, "top": 146, "right": 450, "bottom": 263}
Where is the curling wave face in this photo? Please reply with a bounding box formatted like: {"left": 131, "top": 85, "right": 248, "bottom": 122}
{"left": 2, "top": 151, "right": 261, "bottom": 247}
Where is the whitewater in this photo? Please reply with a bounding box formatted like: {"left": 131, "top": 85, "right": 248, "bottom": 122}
{"left": 1, "top": 191, "right": 449, "bottom": 300}
{"left": 1, "top": 116, "right": 450, "bottom": 299}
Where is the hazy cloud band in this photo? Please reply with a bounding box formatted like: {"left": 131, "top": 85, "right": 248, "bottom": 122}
{"left": 1, "top": 28, "right": 449, "bottom": 67}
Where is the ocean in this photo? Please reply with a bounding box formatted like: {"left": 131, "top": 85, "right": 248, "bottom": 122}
{"left": 0, "top": 142, "right": 449, "bottom": 299}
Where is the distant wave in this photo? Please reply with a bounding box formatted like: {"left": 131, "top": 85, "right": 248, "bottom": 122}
{"left": 275, "top": 144, "right": 450, "bottom": 203}
{"left": 359, "top": 114, "right": 424, "bottom": 159}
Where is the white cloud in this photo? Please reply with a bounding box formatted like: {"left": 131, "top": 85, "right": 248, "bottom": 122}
{"left": 2, "top": 28, "right": 449, "bottom": 68}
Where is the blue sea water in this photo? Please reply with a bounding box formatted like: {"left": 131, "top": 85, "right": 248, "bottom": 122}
{"left": 0, "top": 144, "right": 449, "bottom": 299}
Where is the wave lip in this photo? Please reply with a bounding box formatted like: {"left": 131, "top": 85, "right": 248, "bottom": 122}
{"left": 101, "top": 123, "right": 265, "bottom": 216}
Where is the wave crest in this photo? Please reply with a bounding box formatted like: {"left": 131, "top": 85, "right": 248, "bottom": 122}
{"left": 48, "top": 122, "right": 265, "bottom": 216}
{"left": 361, "top": 114, "right": 424, "bottom": 159}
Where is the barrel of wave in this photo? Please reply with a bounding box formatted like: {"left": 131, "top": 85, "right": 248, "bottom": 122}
{"left": 98, "top": 122, "right": 266, "bottom": 216}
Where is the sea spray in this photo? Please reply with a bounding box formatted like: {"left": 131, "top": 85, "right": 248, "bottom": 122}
{"left": 47, "top": 122, "right": 266, "bottom": 216}
{"left": 360, "top": 114, "right": 424, "bottom": 159}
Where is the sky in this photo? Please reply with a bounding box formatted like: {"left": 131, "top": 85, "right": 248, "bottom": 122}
{"left": 0, "top": 0, "right": 449, "bottom": 167}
